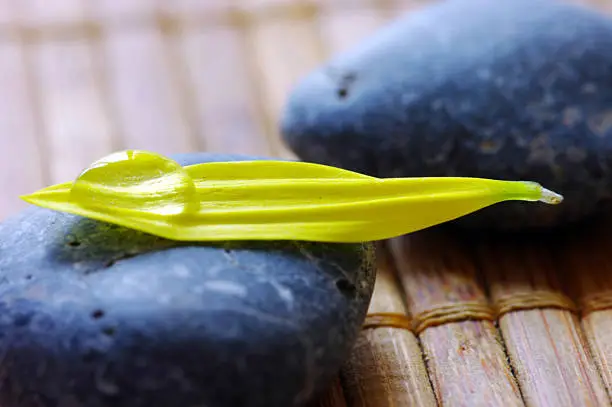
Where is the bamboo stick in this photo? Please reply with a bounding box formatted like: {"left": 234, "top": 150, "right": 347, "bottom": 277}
{"left": 0, "top": 39, "right": 46, "bottom": 219}
{"left": 317, "top": 0, "right": 389, "bottom": 55}
{"left": 238, "top": 0, "right": 322, "bottom": 159}
{"left": 14, "top": 1, "right": 118, "bottom": 184}
{"left": 559, "top": 217, "right": 612, "bottom": 401}
{"left": 89, "top": 0, "right": 153, "bottom": 21}
{"left": 474, "top": 232, "right": 610, "bottom": 407}
{"left": 12, "top": 0, "right": 86, "bottom": 26}
{"left": 0, "top": 2, "right": 12, "bottom": 26}
{"left": 340, "top": 243, "right": 437, "bottom": 407}
{"left": 92, "top": 3, "right": 197, "bottom": 155}
{"left": 175, "top": 14, "right": 271, "bottom": 156}
{"left": 390, "top": 228, "right": 524, "bottom": 407}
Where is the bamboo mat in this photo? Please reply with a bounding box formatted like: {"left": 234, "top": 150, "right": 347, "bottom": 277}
{"left": 0, "top": 1, "right": 611, "bottom": 406}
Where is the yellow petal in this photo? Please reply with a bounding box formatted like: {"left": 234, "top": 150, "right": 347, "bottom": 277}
{"left": 21, "top": 150, "right": 563, "bottom": 242}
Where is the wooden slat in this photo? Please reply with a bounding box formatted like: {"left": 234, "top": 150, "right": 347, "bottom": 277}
{"left": 561, "top": 220, "right": 612, "bottom": 401}
{"left": 14, "top": 0, "right": 86, "bottom": 25}
{"left": 14, "top": 1, "right": 116, "bottom": 183}
{"left": 341, "top": 244, "right": 437, "bottom": 407}
{"left": 0, "top": 40, "right": 45, "bottom": 219}
{"left": 475, "top": 236, "right": 610, "bottom": 407}
{"left": 317, "top": 0, "right": 389, "bottom": 54}
{"left": 97, "top": 21, "right": 197, "bottom": 155}
{"left": 157, "top": 0, "right": 233, "bottom": 30}
{"left": 27, "top": 38, "right": 116, "bottom": 183}
{"left": 158, "top": 0, "right": 229, "bottom": 15}
{"left": 0, "top": 0, "right": 14, "bottom": 26}
{"left": 239, "top": 0, "right": 323, "bottom": 159}
{"left": 177, "top": 23, "right": 272, "bottom": 156}
{"left": 390, "top": 230, "right": 524, "bottom": 407}
{"left": 89, "top": 0, "right": 154, "bottom": 22}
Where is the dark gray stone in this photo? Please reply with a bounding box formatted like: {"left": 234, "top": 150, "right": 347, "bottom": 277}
{"left": 280, "top": 0, "right": 612, "bottom": 230}
{"left": 0, "top": 153, "right": 376, "bottom": 407}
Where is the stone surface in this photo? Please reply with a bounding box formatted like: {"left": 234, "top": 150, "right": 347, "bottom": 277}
{"left": 280, "top": 0, "right": 612, "bottom": 230}
{"left": 0, "top": 153, "right": 376, "bottom": 407}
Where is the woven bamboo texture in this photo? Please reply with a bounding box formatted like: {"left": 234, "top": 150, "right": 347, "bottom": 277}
{"left": 0, "top": 1, "right": 611, "bottom": 406}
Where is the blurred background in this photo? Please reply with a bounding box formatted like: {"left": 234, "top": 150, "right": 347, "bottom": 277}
{"left": 0, "top": 0, "right": 609, "bottom": 220}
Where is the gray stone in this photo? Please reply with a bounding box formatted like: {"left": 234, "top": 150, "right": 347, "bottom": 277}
{"left": 0, "top": 153, "right": 376, "bottom": 407}
{"left": 280, "top": 0, "right": 612, "bottom": 230}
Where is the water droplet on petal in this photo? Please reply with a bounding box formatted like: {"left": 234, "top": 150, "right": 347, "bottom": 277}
{"left": 70, "top": 150, "right": 199, "bottom": 217}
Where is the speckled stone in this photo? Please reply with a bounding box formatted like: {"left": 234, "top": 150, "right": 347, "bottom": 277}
{"left": 280, "top": 0, "right": 612, "bottom": 230}
{"left": 0, "top": 153, "right": 376, "bottom": 407}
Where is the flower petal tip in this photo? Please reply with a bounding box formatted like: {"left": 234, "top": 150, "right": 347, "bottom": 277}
{"left": 539, "top": 187, "right": 564, "bottom": 205}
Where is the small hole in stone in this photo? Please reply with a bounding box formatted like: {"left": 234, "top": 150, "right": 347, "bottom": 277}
{"left": 335, "top": 278, "right": 357, "bottom": 298}
{"left": 24, "top": 275, "right": 32, "bottom": 280}
{"left": 102, "top": 327, "right": 116, "bottom": 337}
{"left": 68, "top": 240, "right": 81, "bottom": 247}
{"left": 336, "top": 72, "right": 356, "bottom": 100}
{"left": 91, "top": 309, "right": 105, "bottom": 319}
